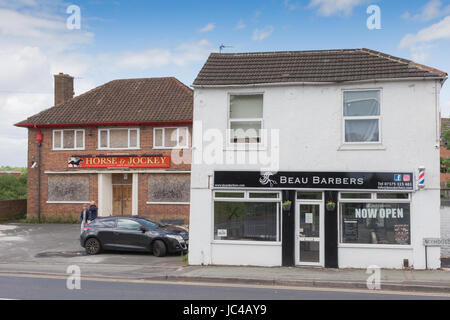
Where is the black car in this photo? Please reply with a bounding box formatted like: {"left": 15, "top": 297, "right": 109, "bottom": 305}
{"left": 80, "top": 216, "right": 188, "bottom": 257}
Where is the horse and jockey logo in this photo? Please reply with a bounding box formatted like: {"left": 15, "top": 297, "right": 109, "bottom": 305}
{"left": 259, "top": 172, "right": 277, "bottom": 187}
{"left": 68, "top": 157, "right": 84, "bottom": 168}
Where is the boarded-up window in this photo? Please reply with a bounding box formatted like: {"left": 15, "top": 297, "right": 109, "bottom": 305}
{"left": 148, "top": 174, "right": 190, "bottom": 203}
{"left": 48, "top": 175, "right": 90, "bottom": 202}
{"left": 110, "top": 129, "right": 129, "bottom": 148}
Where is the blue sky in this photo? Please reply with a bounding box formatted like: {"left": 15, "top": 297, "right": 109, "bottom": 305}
{"left": 1, "top": 0, "right": 450, "bottom": 166}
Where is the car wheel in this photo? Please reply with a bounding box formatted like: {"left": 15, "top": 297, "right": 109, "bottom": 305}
{"left": 152, "top": 240, "right": 167, "bottom": 257}
{"left": 85, "top": 238, "right": 101, "bottom": 255}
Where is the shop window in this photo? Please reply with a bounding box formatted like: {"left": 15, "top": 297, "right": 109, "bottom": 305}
{"left": 213, "top": 191, "right": 281, "bottom": 242}
{"left": 340, "top": 192, "right": 372, "bottom": 199}
{"left": 297, "top": 192, "right": 323, "bottom": 200}
{"left": 47, "top": 175, "right": 89, "bottom": 203}
{"left": 343, "top": 90, "right": 380, "bottom": 143}
{"left": 153, "top": 127, "right": 189, "bottom": 149}
{"left": 53, "top": 129, "right": 84, "bottom": 150}
{"left": 229, "top": 94, "right": 263, "bottom": 144}
{"left": 147, "top": 174, "right": 190, "bottom": 204}
{"left": 340, "top": 201, "right": 411, "bottom": 245}
{"left": 98, "top": 128, "right": 139, "bottom": 150}
{"left": 377, "top": 193, "right": 410, "bottom": 199}
{"left": 214, "top": 191, "right": 245, "bottom": 199}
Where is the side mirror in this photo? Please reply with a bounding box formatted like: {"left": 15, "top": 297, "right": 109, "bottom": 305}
{"left": 140, "top": 226, "right": 147, "bottom": 233}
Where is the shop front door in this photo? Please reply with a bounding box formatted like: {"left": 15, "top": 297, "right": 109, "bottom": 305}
{"left": 113, "top": 185, "right": 132, "bottom": 216}
{"left": 295, "top": 202, "right": 324, "bottom": 266}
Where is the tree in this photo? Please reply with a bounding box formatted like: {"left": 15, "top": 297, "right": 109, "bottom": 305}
{"left": 0, "top": 170, "right": 27, "bottom": 200}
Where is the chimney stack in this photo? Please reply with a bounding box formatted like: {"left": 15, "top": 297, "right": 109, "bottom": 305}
{"left": 54, "top": 73, "right": 74, "bottom": 106}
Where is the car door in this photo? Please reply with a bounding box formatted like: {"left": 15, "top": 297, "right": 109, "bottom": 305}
{"left": 94, "top": 218, "right": 117, "bottom": 250}
{"left": 112, "top": 218, "right": 151, "bottom": 251}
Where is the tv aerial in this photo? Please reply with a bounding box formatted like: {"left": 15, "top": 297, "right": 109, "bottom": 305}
{"left": 219, "top": 44, "right": 233, "bottom": 53}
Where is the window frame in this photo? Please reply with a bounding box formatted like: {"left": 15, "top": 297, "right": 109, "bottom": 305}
{"left": 227, "top": 93, "right": 264, "bottom": 146}
{"left": 338, "top": 191, "right": 412, "bottom": 248}
{"left": 153, "top": 127, "right": 190, "bottom": 149}
{"left": 97, "top": 128, "right": 140, "bottom": 150}
{"left": 212, "top": 190, "right": 282, "bottom": 244}
{"left": 52, "top": 129, "right": 85, "bottom": 151}
{"left": 342, "top": 89, "right": 382, "bottom": 145}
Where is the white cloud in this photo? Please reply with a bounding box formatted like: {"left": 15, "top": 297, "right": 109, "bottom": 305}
{"left": 235, "top": 19, "right": 246, "bottom": 30}
{"left": 284, "top": 0, "right": 300, "bottom": 11}
{"left": 399, "top": 16, "right": 450, "bottom": 50}
{"left": 308, "top": 0, "right": 365, "bottom": 16}
{"left": 99, "top": 40, "right": 213, "bottom": 71}
{"left": 403, "top": 0, "right": 450, "bottom": 22}
{"left": 252, "top": 26, "right": 274, "bottom": 41}
{"left": 199, "top": 23, "right": 215, "bottom": 33}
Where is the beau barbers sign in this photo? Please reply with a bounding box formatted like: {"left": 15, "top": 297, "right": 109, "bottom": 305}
{"left": 214, "top": 171, "right": 414, "bottom": 191}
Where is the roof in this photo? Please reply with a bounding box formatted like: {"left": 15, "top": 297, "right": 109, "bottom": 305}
{"left": 16, "top": 77, "right": 193, "bottom": 127}
{"left": 193, "top": 48, "right": 448, "bottom": 86}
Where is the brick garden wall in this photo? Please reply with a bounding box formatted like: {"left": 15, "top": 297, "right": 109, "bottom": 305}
{"left": 0, "top": 199, "right": 27, "bottom": 219}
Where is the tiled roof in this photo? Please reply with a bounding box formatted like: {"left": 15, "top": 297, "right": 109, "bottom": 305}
{"left": 16, "top": 77, "right": 193, "bottom": 127}
{"left": 193, "top": 48, "right": 447, "bottom": 86}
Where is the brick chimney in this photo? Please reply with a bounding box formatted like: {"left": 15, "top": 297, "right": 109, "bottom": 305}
{"left": 54, "top": 73, "right": 74, "bottom": 105}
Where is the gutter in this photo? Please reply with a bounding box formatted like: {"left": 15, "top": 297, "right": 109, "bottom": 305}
{"left": 191, "top": 76, "right": 448, "bottom": 89}
{"left": 14, "top": 120, "right": 193, "bottom": 128}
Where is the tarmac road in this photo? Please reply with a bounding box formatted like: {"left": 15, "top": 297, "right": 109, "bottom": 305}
{"left": 0, "top": 274, "right": 449, "bottom": 300}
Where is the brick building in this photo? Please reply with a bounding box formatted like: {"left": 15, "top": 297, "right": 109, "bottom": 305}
{"left": 15, "top": 74, "right": 192, "bottom": 223}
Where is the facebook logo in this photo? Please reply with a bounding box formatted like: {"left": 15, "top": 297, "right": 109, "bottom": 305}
{"left": 394, "top": 174, "right": 402, "bottom": 181}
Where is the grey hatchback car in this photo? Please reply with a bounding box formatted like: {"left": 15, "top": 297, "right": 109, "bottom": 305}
{"left": 80, "top": 216, "right": 188, "bottom": 257}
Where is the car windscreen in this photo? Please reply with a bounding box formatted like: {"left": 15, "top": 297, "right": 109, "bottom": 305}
{"left": 138, "top": 219, "right": 161, "bottom": 229}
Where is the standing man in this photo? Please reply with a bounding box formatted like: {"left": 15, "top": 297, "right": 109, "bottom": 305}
{"left": 80, "top": 204, "right": 89, "bottom": 236}
{"left": 88, "top": 200, "right": 98, "bottom": 223}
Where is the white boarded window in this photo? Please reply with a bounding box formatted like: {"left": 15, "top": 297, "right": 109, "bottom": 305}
{"left": 98, "top": 128, "right": 140, "bottom": 149}
{"left": 229, "top": 94, "right": 263, "bottom": 144}
{"left": 53, "top": 130, "right": 85, "bottom": 150}
{"left": 153, "top": 127, "right": 189, "bottom": 149}
{"left": 343, "top": 90, "right": 381, "bottom": 143}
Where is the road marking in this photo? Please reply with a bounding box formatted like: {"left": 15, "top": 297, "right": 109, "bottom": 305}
{"left": 0, "top": 272, "right": 448, "bottom": 298}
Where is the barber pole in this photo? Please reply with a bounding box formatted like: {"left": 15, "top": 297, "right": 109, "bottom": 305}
{"left": 418, "top": 167, "right": 425, "bottom": 188}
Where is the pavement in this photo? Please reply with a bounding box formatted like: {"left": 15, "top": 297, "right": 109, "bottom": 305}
{"left": 1, "top": 222, "right": 450, "bottom": 295}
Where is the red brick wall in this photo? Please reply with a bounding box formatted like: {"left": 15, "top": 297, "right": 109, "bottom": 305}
{"left": 0, "top": 200, "right": 27, "bottom": 219}
{"left": 26, "top": 125, "right": 191, "bottom": 221}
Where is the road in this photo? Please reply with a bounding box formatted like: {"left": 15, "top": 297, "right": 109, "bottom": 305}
{"left": 0, "top": 274, "right": 448, "bottom": 300}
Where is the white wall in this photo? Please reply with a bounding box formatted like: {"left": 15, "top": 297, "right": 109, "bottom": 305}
{"left": 189, "top": 79, "right": 443, "bottom": 269}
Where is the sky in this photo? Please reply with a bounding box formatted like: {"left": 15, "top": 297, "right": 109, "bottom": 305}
{"left": 2, "top": 0, "right": 450, "bottom": 167}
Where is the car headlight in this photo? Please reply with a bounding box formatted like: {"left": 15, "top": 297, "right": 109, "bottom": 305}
{"left": 166, "top": 234, "right": 184, "bottom": 242}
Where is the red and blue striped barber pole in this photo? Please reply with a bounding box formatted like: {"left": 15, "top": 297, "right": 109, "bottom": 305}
{"left": 418, "top": 167, "right": 425, "bottom": 188}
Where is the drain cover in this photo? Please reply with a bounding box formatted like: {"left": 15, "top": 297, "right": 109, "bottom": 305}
{"left": 35, "top": 251, "right": 86, "bottom": 258}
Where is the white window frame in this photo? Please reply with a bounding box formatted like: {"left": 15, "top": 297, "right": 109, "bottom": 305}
{"left": 52, "top": 129, "right": 85, "bottom": 150}
{"left": 153, "top": 127, "right": 189, "bottom": 149}
{"left": 342, "top": 89, "right": 382, "bottom": 145}
{"left": 227, "top": 93, "right": 264, "bottom": 146}
{"left": 212, "top": 190, "right": 282, "bottom": 244}
{"left": 97, "top": 128, "right": 140, "bottom": 150}
{"left": 338, "top": 191, "right": 412, "bottom": 249}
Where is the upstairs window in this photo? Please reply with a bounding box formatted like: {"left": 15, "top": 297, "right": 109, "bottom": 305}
{"left": 343, "top": 90, "right": 381, "bottom": 143}
{"left": 229, "top": 94, "right": 263, "bottom": 144}
{"left": 53, "top": 129, "right": 84, "bottom": 150}
{"left": 98, "top": 128, "right": 139, "bottom": 150}
{"left": 153, "top": 127, "right": 189, "bottom": 149}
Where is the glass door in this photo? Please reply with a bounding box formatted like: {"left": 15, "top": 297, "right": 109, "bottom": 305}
{"left": 295, "top": 202, "right": 324, "bottom": 266}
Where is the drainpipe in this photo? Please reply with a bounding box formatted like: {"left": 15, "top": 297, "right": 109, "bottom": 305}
{"left": 35, "top": 127, "right": 43, "bottom": 223}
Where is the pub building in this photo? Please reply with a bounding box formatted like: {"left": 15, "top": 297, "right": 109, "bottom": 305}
{"left": 188, "top": 49, "right": 447, "bottom": 269}
{"left": 15, "top": 74, "right": 192, "bottom": 223}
